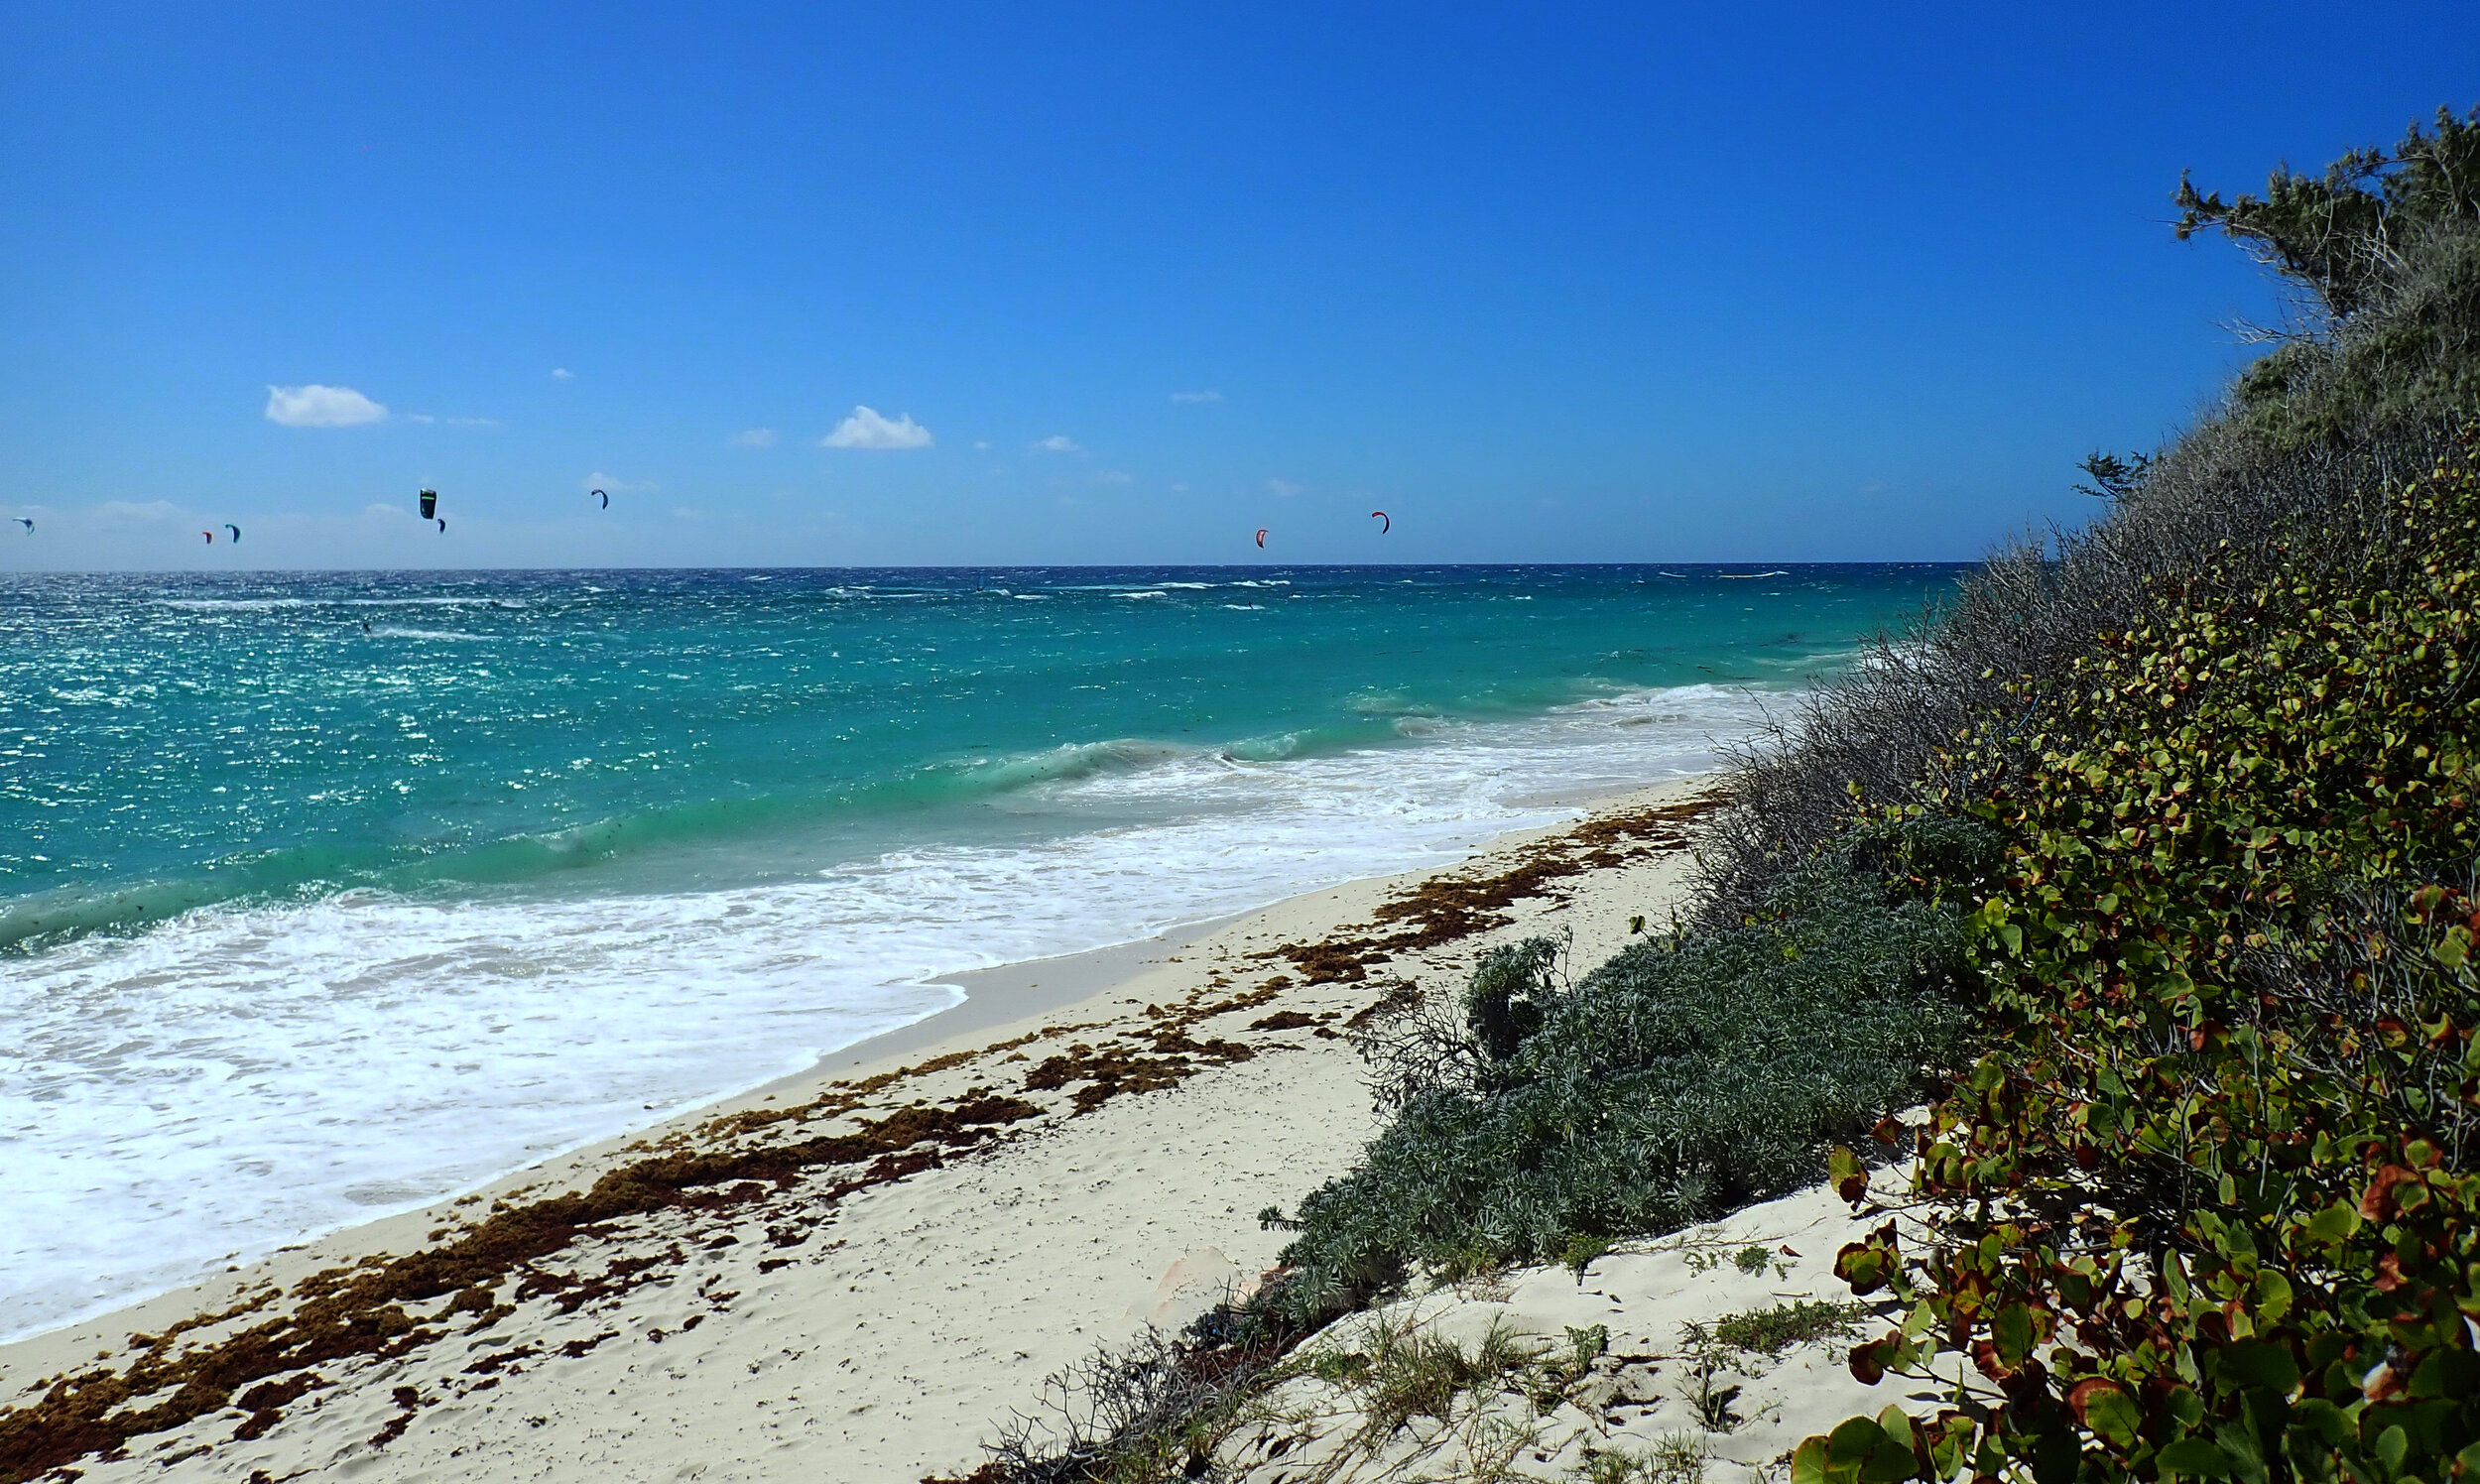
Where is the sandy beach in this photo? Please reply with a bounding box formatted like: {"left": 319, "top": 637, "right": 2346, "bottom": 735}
{"left": 0, "top": 779, "right": 1722, "bottom": 1483}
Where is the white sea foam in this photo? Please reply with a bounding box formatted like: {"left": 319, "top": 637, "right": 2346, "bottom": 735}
{"left": 0, "top": 683, "right": 1766, "bottom": 1341}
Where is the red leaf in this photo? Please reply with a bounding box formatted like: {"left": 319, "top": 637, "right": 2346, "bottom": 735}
{"left": 2361, "top": 1165, "right": 2420, "bottom": 1222}
{"left": 1971, "top": 1339, "right": 2016, "bottom": 1381}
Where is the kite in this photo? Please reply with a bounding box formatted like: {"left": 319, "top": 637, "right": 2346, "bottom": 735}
{"left": 419, "top": 488, "right": 438, "bottom": 520}
{"left": 225, "top": 524, "right": 241, "bottom": 544}
{"left": 14, "top": 519, "right": 29, "bottom": 533}
{"left": 593, "top": 489, "right": 608, "bottom": 509}
{"left": 1371, "top": 511, "right": 1390, "bottom": 534}
{"left": 436, "top": 518, "right": 447, "bottom": 533}
{"left": 1255, "top": 529, "right": 1268, "bottom": 549}
{"left": 200, "top": 531, "right": 214, "bottom": 545}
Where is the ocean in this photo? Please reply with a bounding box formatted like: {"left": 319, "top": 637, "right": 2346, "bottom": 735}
{"left": 0, "top": 563, "right": 1963, "bottom": 1339}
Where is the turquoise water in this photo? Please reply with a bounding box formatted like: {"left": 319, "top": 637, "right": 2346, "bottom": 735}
{"left": 0, "top": 563, "right": 1960, "bottom": 1337}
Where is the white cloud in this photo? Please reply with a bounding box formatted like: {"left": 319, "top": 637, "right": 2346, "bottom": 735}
{"left": 730, "top": 428, "right": 777, "bottom": 448}
{"left": 405, "top": 413, "right": 436, "bottom": 424}
{"left": 443, "top": 416, "right": 499, "bottom": 428}
{"left": 1170, "top": 481, "right": 1190, "bottom": 493}
{"left": 820, "top": 406, "right": 932, "bottom": 450}
{"left": 1031, "top": 434, "right": 1082, "bottom": 453}
{"left": 584, "top": 471, "right": 659, "bottom": 493}
{"left": 1095, "top": 469, "right": 1134, "bottom": 485}
{"left": 1266, "top": 478, "right": 1302, "bottom": 499}
{"left": 972, "top": 439, "right": 992, "bottom": 451}
{"left": 551, "top": 367, "right": 574, "bottom": 380}
{"left": 1171, "top": 390, "right": 1223, "bottom": 404}
{"left": 264, "top": 384, "right": 387, "bottom": 428}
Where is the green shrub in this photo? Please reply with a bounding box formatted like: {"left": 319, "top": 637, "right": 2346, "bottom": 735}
{"left": 1260, "top": 828, "right": 1987, "bottom": 1322}
{"left": 1710, "top": 1299, "right": 1868, "bottom": 1356}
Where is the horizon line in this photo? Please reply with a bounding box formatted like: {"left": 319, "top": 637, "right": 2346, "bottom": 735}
{"left": 0, "top": 558, "right": 1985, "bottom": 576}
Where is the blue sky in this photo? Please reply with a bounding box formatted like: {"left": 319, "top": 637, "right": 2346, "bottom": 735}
{"left": 3, "top": 3, "right": 2475, "bottom": 570}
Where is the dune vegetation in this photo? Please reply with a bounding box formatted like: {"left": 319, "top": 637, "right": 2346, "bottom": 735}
{"left": 972, "top": 104, "right": 2480, "bottom": 1484}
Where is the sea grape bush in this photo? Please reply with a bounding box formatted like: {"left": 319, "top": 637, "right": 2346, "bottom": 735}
{"left": 1802, "top": 453, "right": 2480, "bottom": 1484}
{"left": 1259, "top": 834, "right": 1981, "bottom": 1324}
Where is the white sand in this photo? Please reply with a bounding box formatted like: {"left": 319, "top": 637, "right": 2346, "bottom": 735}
{"left": 1210, "top": 1170, "right": 1957, "bottom": 1484}
{"left": 0, "top": 780, "right": 1720, "bottom": 1483}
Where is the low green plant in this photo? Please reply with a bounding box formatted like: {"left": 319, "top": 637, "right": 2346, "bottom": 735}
{"left": 1579, "top": 1431, "right": 1710, "bottom": 1484}
{"left": 1708, "top": 1299, "right": 1867, "bottom": 1357}
{"left": 1262, "top": 831, "right": 1983, "bottom": 1322}
{"left": 1313, "top": 1313, "right": 1545, "bottom": 1436}
{"left": 1730, "top": 1244, "right": 1772, "bottom": 1276}
{"left": 1561, "top": 1323, "right": 1610, "bottom": 1372}
{"left": 1562, "top": 1234, "right": 1615, "bottom": 1276}
{"left": 1524, "top": 1323, "right": 1612, "bottom": 1411}
{"left": 1675, "top": 1322, "right": 1749, "bottom": 1433}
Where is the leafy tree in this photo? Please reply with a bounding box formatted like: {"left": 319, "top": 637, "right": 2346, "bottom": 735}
{"left": 2165, "top": 106, "right": 2480, "bottom": 448}
{"left": 2174, "top": 105, "right": 2480, "bottom": 323}
{"left": 2073, "top": 451, "right": 2152, "bottom": 502}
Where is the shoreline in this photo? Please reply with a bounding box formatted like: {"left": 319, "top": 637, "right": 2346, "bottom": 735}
{"left": 0, "top": 812, "right": 1589, "bottom": 1353}
{"left": 0, "top": 775, "right": 1721, "bottom": 1483}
